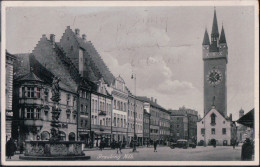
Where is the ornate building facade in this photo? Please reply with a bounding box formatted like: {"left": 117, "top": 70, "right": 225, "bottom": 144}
{"left": 12, "top": 54, "right": 78, "bottom": 146}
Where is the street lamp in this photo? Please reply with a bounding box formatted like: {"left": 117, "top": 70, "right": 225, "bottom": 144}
{"left": 131, "top": 73, "right": 137, "bottom": 152}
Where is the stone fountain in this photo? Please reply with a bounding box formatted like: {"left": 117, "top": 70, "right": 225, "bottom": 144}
{"left": 19, "top": 77, "right": 90, "bottom": 160}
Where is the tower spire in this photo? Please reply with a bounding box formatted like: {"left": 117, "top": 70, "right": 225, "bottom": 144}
{"left": 202, "top": 28, "right": 210, "bottom": 45}
{"left": 219, "top": 25, "right": 227, "bottom": 44}
{"left": 210, "top": 8, "right": 220, "bottom": 51}
{"left": 211, "top": 8, "right": 219, "bottom": 36}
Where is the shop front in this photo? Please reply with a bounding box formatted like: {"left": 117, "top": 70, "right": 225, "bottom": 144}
{"left": 78, "top": 129, "right": 90, "bottom": 147}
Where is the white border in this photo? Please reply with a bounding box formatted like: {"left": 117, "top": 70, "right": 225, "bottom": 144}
{"left": 1, "top": 1, "right": 259, "bottom": 166}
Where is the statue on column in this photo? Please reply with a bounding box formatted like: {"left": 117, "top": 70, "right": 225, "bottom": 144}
{"left": 50, "top": 76, "right": 61, "bottom": 142}
{"left": 51, "top": 76, "right": 61, "bottom": 102}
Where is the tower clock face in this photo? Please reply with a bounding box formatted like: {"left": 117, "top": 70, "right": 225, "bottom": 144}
{"left": 207, "top": 69, "right": 223, "bottom": 86}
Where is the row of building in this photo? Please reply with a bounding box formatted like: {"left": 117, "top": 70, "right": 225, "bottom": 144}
{"left": 5, "top": 26, "right": 199, "bottom": 148}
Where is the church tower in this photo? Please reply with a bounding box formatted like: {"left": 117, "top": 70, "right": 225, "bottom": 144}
{"left": 203, "top": 9, "right": 228, "bottom": 117}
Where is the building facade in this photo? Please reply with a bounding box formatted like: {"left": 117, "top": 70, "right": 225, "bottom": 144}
{"left": 6, "top": 52, "right": 16, "bottom": 140}
{"left": 159, "top": 108, "right": 171, "bottom": 145}
{"left": 90, "top": 78, "right": 113, "bottom": 148}
{"left": 127, "top": 94, "right": 144, "bottom": 146}
{"left": 137, "top": 97, "right": 170, "bottom": 144}
{"left": 197, "top": 107, "right": 235, "bottom": 146}
{"left": 143, "top": 108, "right": 151, "bottom": 145}
{"left": 111, "top": 76, "right": 128, "bottom": 144}
{"left": 59, "top": 27, "right": 116, "bottom": 146}
{"left": 170, "top": 107, "right": 198, "bottom": 142}
{"left": 12, "top": 54, "right": 78, "bottom": 146}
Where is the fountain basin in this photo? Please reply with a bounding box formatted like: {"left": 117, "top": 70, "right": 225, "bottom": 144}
{"left": 19, "top": 140, "right": 91, "bottom": 160}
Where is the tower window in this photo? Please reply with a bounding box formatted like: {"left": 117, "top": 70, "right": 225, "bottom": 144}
{"left": 222, "top": 128, "right": 226, "bottom": 135}
{"left": 211, "top": 128, "right": 215, "bottom": 135}
{"left": 201, "top": 128, "right": 205, "bottom": 135}
{"left": 210, "top": 113, "right": 216, "bottom": 125}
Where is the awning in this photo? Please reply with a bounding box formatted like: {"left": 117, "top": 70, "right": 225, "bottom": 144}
{"left": 236, "top": 108, "right": 254, "bottom": 128}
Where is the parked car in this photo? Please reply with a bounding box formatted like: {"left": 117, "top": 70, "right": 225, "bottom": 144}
{"left": 170, "top": 139, "right": 196, "bottom": 149}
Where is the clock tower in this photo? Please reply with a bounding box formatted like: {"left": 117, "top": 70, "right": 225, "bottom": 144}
{"left": 202, "top": 9, "right": 228, "bottom": 117}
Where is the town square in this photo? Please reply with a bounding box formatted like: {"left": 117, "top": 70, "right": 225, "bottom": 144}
{"left": 1, "top": 1, "right": 258, "bottom": 165}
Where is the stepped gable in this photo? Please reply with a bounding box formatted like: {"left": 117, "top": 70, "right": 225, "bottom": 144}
{"left": 55, "top": 42, "right": 82, "bottom": 84}
{"left": 13, "top": 53, "right": 31, "bottom": 80}
{"left": 83, "top": 52, "right": 102, "bottom": 82}
{"left": 31, "top": 35, "right": 80, "bottom": 92}
{"left": 137, "top": 96, "right": 167, "bottom": 112}
{"left": 71, "top": 30, "right": 115, "bottom": 85}
{"left": 55, "top": 42, "right": 95, "bottom": 91}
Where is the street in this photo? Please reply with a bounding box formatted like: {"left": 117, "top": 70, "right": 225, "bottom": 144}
{"left": 6, "top": 145, "right": 242, "bottom": 161}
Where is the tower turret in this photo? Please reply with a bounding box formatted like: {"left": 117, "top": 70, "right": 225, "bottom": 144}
{"left": 219, "top": 25, "right": 227, "bottom": 44}
{"left": 219, "top": 25, "right": 228, "bottom": 63}
{"left": 203, "top": 29, "right": 210, "bottom": 46}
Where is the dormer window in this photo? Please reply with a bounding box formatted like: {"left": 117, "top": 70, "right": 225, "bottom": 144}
{"left": 211, "top": 113, "right": 216, "bottom": 126}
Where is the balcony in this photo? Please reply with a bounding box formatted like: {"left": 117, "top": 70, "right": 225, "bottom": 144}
{"left": 98, "top": 110, "right": 106, "bottom": 116}
{"left": 24, "top": 119, "right": 43, "bottom": 127}
{"left": 80, "top": 112, "right": 88, "bottom": 115}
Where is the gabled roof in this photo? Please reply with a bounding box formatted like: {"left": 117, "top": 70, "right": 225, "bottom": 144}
{"left": 116, "top": 75, "right": 125, "bottom": 84}
{"left": 198, "top": 106, "right": 230, "bottom": 122}
{"left": 16, "top": 70, "right": 44, "bottom": 82}
{"left": 67, "top": 27, "right": 115, "bottom": 85}
{"left": 136, "top": 96, "right": 167, "bottom": 112}
{"left": 13, "top": 53, "right": 31, "bottom": 80}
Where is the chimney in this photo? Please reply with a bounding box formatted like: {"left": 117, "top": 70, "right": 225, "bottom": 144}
{"left": 82, "top": 34, "right": 86, "bottom": 42}
{"left": 155, "top": 98, "right": 157, "bottom": 104}
{"left": 75, "top": 28, "right": 80, "bottom": 36}
{"left": 229, "top": 113, "right": 232, "bottom": 121}
{"left": 151, "top": 97, "right": 154, "bottom": 102}
{"left": 50, "top": 34, "right": 55, "bottom": 46}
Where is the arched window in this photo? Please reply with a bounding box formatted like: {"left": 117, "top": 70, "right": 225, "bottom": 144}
{"left": 41, "top": 131, "right": 50, "bottom": 140}
{"left": 69, "top": 132, "right": 75, "bottom": 141}
{"left": 60, "top": 131, "right": 66, "bottom": 141}
{"left": 211, "top": 113, "right": 216, "bottom": 125}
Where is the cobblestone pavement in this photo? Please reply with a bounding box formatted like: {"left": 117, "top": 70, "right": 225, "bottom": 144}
{"left": 5, "top": 145, "right": 243, "bottom": 161}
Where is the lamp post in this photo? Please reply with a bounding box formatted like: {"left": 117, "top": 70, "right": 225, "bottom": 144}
{"left": 131, "top": 73, "right": 137, "bottom": 152}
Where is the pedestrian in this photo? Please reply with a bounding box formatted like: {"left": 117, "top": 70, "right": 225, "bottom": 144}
{"left": 232, "top": 139, "right": 236, "bottom": 149}
{"left": 154, "top": 140, "right": 158, "bottom": 152}
{"left": 241, "top": 138, "right": 253, "bottom": 161}
{"left": 20, "top": 142, "right": 25, "bottom": 154}
{"left": 99, "top": 140, "right": 103, "bottom": 151}
{"left": 6, "top": 138, "right": 17, "bottom": 159}
{"left": 117, "top": 140, "right": 122, "bottom": 154}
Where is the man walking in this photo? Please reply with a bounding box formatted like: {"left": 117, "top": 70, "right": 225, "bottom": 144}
{"left": 117, "top": 140, "right": 122, "bottom": 154}
{"left": 154, "top": 140, "right": 158, "bottom": 152}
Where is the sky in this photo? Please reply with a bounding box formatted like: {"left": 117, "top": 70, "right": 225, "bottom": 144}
{"left": 5, "top": 6, "right": 255, "bottom": 120}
